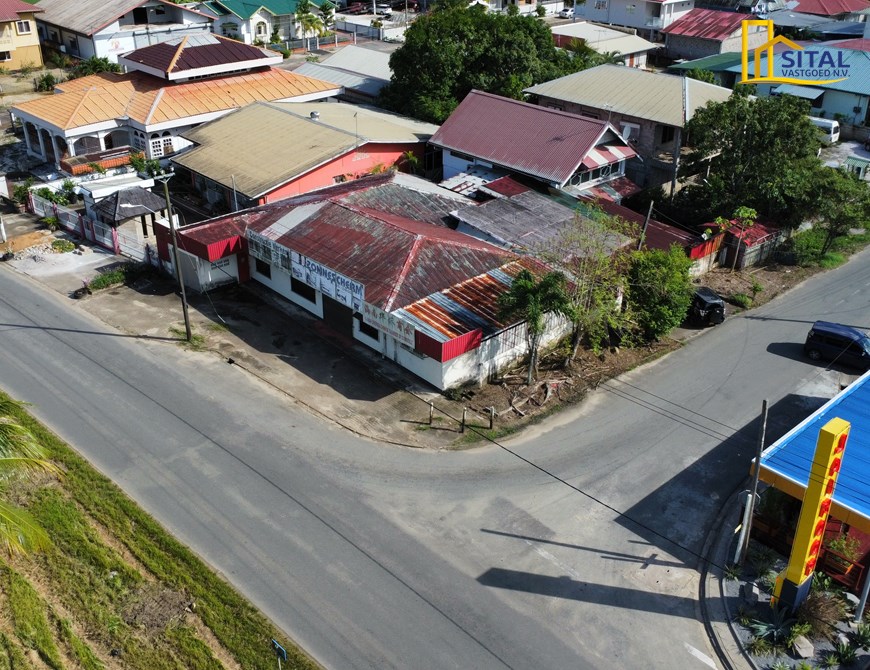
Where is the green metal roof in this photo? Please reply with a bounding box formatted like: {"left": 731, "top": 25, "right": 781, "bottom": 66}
{"left": 210, "top": 0, "right": 321, "bottom": 18}
{"left": 668, "top": 52, "right": 744, "bottom": 72}
{"left": 844, "top": 155, "right": 870, "bottom": 168}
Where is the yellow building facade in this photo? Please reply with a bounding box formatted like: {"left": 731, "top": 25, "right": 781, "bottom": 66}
{"left": 0, "top": 1, "right": 43, "bottom": 71}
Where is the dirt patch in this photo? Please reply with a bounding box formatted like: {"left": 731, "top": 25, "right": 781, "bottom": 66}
{"left": 448, "top": 262, "right": 817, "bottom": 446}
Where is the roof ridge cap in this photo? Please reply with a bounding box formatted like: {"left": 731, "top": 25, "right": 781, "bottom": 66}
{"left": 383, "top": 235, "right": 422, "bottom": 312}
{"left": 145, "top": 87, "right": 165, "bottom": 125}
{"left": 166, "top": 34, "right": 189, "bottom": 73}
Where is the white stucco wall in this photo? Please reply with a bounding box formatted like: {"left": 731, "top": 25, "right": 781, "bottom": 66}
{"left": 196, "top": 254, "right": 239, "bottom": 292}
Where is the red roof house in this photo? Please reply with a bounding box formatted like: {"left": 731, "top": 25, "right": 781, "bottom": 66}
{"left": 429, "top": 90, "right": 638, "bottom": 199}
{"left": 663, "top": 9, "right": 768, "bottom": 60}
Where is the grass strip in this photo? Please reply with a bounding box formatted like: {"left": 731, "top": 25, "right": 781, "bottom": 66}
{"left": 58, "top": 619, "right": 103, "bottom": 670}
{"left": 2, "top": 563, "right": 64, "bottom": 670}
{"left": 2, "top": 391, "right": 319, "bottom": 670}
{"left": 0, "top": 630, "right": 32, "bottom": 670}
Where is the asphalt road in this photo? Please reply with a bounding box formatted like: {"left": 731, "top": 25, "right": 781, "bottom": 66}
{"left": 1, "top": 248, "right": 868, "bottom": 669}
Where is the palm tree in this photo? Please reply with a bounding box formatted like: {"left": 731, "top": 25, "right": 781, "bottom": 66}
{"left": 498, "top": 269, "right": 575, "bottom": 386}
{"left": 296, "top": 0, "right": 323, "bottom": 48}
{"left": 0, "top": 399, "right": 60, "bottom": 555}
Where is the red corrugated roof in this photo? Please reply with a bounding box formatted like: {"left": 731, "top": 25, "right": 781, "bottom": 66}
{"left": 430, "top": 90, "right": 626, "bottom": 186}
{"left": 583, "top": 196, "right": 701, "bottom": 251}
{"left": 826, "top": 38, "right": 870, "bottom": 51}
{"left": 0, "top": 0, "right": 41, "bottom": 20}
{"left": 707, "top": 218, "right": 782, "bottom": 246}
{"left": 662, "top": 9, "right": 746, "bottom": 41}
{"left": 122, "top": 34, "right": 278, "bottom": 75}
{"left": 792, "top": 0, "right": 870, "bottom": 15}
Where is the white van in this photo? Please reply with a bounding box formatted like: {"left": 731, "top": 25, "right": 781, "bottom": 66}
{"left": 808, "top": 116, "right": 840, "bottom": 144}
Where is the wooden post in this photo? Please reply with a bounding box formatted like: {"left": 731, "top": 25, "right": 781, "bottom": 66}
{"left": 428, "top": 402, "right": 433, "bottom": 426}
{"left": 489, "top": 407, "right": 495, "bottom": 430}
{"left": 461, "top": 408, "right": 466, "bottom": 433}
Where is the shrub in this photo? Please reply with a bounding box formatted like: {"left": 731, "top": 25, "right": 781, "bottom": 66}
{"left": 745, "top": 635, "right": 773, "bottom": 656}
{"left": 16, "top": 61, "right": 36, "bottom": 77}
{"left": 787, "top": 621, "right": 812, "bottom": 648}
{"left": 748, "top": 605, "right": 794, "bottom": 645}
{"left": 852, "top": 622, "right": 870, "bottom": 650}
{"left": 796, "top": 590, "right": 847, "bottom": 640}
{"left": 12, "top": 177, "right": 35, "bottom": 205}
{"left": 730, "top": 293, "right": 752, "bottom": 309}
{"left": 280, "top": 48, "right": 292, "bottom": 58}
{"left": 51, "top": 239, "right": 75, "bottom": 253}
{"left": 787, "top": 228, "right": 827, "bottom": 266}
{"left": 33, "top": 186, "right": 68, "bottom": 206}
{"left": 819, "top": 252, "right": 846, "bottom": 269}
{"left": 42, "top": 216, "right": 60, "bottom": 232}
{"left": 627, "top": 245, "right": 694, "bottom": 341}
{"left": 34, "top": 72, "right": 58, "bottom": 92}
{"left": 86, "top": 162, "right": 107, "bottom": 175}
{"left": 750, "top": 279, "right": 764, "bottom": 298}
{"left": 836, "top": 639, "right": 858, "bottom": 665}
{"left": 535, "top": 3, "right": 547, "bottom": 15}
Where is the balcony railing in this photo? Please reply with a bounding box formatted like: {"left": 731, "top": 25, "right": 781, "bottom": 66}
{"left": 61, "top": 146, "right": 136, "bottom": 176}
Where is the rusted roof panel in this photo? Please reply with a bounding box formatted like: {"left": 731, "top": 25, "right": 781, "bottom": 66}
{"left": 661, "top": 9, "right": 746, "bottom": 41}
{"left": 429, "top": 90, "right": 609, "bottom": 186}
{"left": 273, "top": 202, "right": 512, "bottom": 310}
{"left": 398, "top": 257, "right": 549, "bottom": 341}
{"left": 792, "top": 0, "right": 870, "bottom": 15}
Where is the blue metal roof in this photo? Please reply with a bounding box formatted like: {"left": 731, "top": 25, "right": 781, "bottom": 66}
{"left": 759, "top": 370, "right": 870, "bottom": 532}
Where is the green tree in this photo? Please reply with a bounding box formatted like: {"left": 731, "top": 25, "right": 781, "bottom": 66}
{"left": 379, "top": 5, "right": 579, "bottom": 123}
{"left": 677, "top": 93, "right": 822, "bottom": 227}
{"left": 296, "top": 0, "right": 322, "bottom": 43}
{"left": 684, "top": 68, "right": 715, "bottom": 84}
{"left": 67, "top": 56, "right": 122, "bottom": 79}
{"left": 540, "top": 205, "right": 637, "bottom": 364}
{"left": 627, "top": 246, "right": 694, "bottom": 341}
{"left": 809, "top": 167, "right": 870, "bottom": 255}
{"left": 0, "top": 399, "right": 60, "bottom": 555}
{"left": 320, "top": 0, "right": 336, "bottom": 31}
{"left": 498, "top": 269, "right": 575, "bottom": 385}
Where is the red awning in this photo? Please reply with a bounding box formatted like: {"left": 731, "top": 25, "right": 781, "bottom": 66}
{"left": 581, "top": 144, "right": 637, "bottom": 169}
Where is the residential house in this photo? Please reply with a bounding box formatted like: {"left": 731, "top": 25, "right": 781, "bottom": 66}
{"left": 169, "top": 100, "right": 439, "bottom": 213}
{"left": 34, "top": 0, "right": 212, "bottom": 62}
{"left": 572, "top": 0, "right": 695, "bottom": 39}
{"left": 89, "top": 184, "right": 169, "bottom": 244}
{"left": 766, "top": 0, "right": 870, "bottom": 19}
{"left": 10, "top": 34, "right": 339, "bottom": 171}
{"left": 429, "top": 90, "right": 640, "bottom": 204}
{"left": 475, "top": 0, "right": 564, "bottom": 17}
{"left": 661, "top": 8, "right": 767, "bottom": 60}
{"left": 550, "top": 21, "right": 659, "bottom": 68}
{"left": 167, "top": 174, "right": 572, "bottom": 390}
{"left": 679, "top": 39, "right": 870, "bottom": 130}
{"left": 293, "top": 45, "right": 391, "bottom": 103}
{"left": 524, "top": 64, "right": 734, "bottom": 193}
{"left": 0, "top": 0, "right": 43, "bottom": 71}
{"left": 194, "top": 0, "right": 320, "bottom": 44}
{"left": 706, "top": 218, "right": 786, "bottom": 270}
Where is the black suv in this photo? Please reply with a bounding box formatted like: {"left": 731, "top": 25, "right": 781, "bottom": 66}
{"left": 804, "top": 321, "right": 870, "bottom": 371}
{"left": 690, "top": 287, "right": 726, "bottom": 326}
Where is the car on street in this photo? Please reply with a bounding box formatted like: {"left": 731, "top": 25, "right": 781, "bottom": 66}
{"left": 558, "top": 7, "right": 574, "bottom": 17}
{"left": 690, "top": 287, "right": 726, "bottom": 326}
{"left": 804, "top": 321, "right": 870, "bottom": 371}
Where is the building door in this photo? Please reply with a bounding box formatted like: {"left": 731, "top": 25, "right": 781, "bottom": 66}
{"left": 322, "top": 295, "right": 353, "bottom": 335}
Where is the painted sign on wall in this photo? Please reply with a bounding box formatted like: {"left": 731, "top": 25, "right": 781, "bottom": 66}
{"left": 362, "top": 302, "right": 416, "bottom": 347}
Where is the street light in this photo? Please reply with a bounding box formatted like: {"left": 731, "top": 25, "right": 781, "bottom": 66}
{"left": 119, "top": 173, "right": 192, "bottom": 342}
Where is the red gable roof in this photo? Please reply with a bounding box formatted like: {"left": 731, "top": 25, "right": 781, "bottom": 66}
{"left": 826, "top": 38, "right": 870, "bottom": 51}
{"left": 662, "top": 9, "right": 746, "bottom": 41}
{"left": 121, "top": 33, "right": 278, "bottom": 76}
{"left": 792, "top": 0, "right": 870, "bottom": 15}
{"left": 430, "top": 90, "right": 635, "bottom": 186}
{"left": 0, "top": 0, "right": 41, "bottom": 20}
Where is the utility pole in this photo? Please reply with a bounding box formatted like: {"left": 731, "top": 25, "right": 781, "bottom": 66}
{"left": 637, "top": 200, "right": 653, "bottom": 250}
{"left": 155, "top": 172, "right": 192, "bottom": 342}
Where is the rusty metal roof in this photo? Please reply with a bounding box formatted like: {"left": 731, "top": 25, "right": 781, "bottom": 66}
{"left": 267, "top": 201, "right": 513, "bottom": 310}
{"left": 178, "top": 173, "right": 513, "bottom": 310}
{"left": 429, "top": 90, "right": 634, "bottom": 186}
{"left": 0, "top": 0, "right": 41, "bottom": 21}
{"left": 120, "top": 33, "right": 280, "bottom": 78}
{"left": 11, "top": 68, "right": 337, "bottom": 131}
{"left": 396, "top": 257, "right": 548, "bottom": 342}
{"left": 33, "top": 0, "right": 210, "bottom": 37}
{"left": 792, "top": 0, "right": 870, "bottom": 15}
{"left": 661, "top": 9, "right": 746, "bottom": 41}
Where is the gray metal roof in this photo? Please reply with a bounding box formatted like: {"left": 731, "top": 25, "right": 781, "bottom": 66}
{"left": 35, "top": 0, "right": 206, "bottom": 36}
{"left": 525, "top": 64, "right": 734, "bottom": 127}
{"left": 294, "top": 62, "right": 387, "bottom": 98}
{"left": 318, "top": 45, "right": 392, "bottom": 81}
{"left": 94, "top": 186, "right": 167, "bottom": 222}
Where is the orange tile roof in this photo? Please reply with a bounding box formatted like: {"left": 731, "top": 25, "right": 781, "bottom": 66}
{"left": 13, "top": 69, "right": 336, "bottom": 130}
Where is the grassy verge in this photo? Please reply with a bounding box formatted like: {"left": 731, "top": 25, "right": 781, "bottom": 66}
{"left": 0, "top": 391, "right": 320, "bottom": 670}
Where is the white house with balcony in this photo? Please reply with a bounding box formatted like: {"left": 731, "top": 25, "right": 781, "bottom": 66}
{"left": 193, "top": 0, "right": 326, "bottom": 44}
{"left": 573, "top": 0, "right": 695, "bottom": 40}
{"left": 34, "top": 0, "right": 213, "bottom": 62}
{"left": 429, "top": 90, "right": 640, "bottom": 203}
